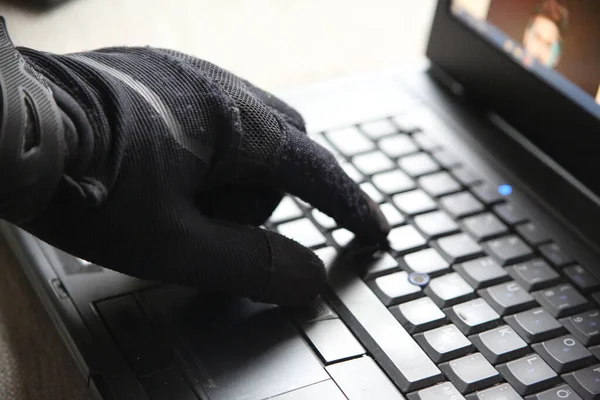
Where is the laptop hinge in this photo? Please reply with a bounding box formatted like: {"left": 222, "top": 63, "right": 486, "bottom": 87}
{"left": 428, "top": 63, "right": 466, "bottom": 98}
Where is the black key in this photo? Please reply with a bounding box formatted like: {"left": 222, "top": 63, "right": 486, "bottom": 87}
{"left": 494, "top": 203, "right": 528, "bottom": 225}
{"left": 588, "top": 343, "right": 600, "bottom": 360}
{"left": 452, "top": 166, "right": 482, "bottom": 187}
{"left": 332, "top": 229, "right": 354, "bottom": 251}
{"left": 454, "top": 257, "right": 510, "bottom": 289}
{"left": 415, "top": 324, "right": 474, "bottom": 363}
{"left": 468, "top": 383, "right": 521, "bottom": 400}
{"left": 505, "top": 308, "right": 566, "bottom": 344}
{"left": 425, "top": 272, "right": 476, "bottom": 307}
{"left": 360, "top": 182, "right": 385, "bottom": 203}
{"left": 472, "top": 183, "right": 504, "bottom": 205}
{"left": 440, "top": 353, "right": 503, "bottom": 394}
{"left": 440, "top": 192, "right": 485, "bottom": 219}
{"left": 326, "top": 127, "right": 375, "bottom": 156}
{"left": 341, "top": 162, "right": 364, "bottom": 183}
{"left": 392, "top": 114, "right": 422, "bottom": 133}
{"left": 432, "top": 149, "right": 461, "bottom": 169}
{"left": 391, "top": 297, "right": 447, "bottom": 334}
{"left": 539, "top": 243, "right": 575, "bottom": 268}
{"left": 562, "top": 310, "right": 600, "bottom": 346}
{"left": 314, "top": 246, "right": 337, "bottom": 265}
{"left": 361, "top": 252, "right": 399, "bottom": 280}
{"left": 507, "top": 259, "right": 561, "bottom": 291}
{"left": 96, "top": 296, "right": 175, "bottom": 376}
{"left": 462, "top": 213, "right": 509, "bottom": 241}
{"left": 393, "top": 190, "right": 437, "bottom": 216}
{"left": 290, "top": 297, "right": 338, "bottom": 324}
{"left": 368, "top": 271, "right": 422, "bottom": 306}
{"left": 588, "top": 345, "right": 600, "bottom": 360}
{"left": 528, "top": 384, "right": 584, "bottom": 400}
{"left": 479, "top": 281, "right": 537, "bottom": 316}
{"left": 516, "top": 222, "right": 552, "bottom": 246}
{"left": 311, "top": 208, "right": 337, "bottom": 230}
{"left": 408, "top": 382, "right": 466, "bottom": 400}
{"left": 380, "top": 203, "right": 406, "bottom": 227}
{"left": 300, "top": 319, "right": 365, "bottom": 364}
{"left": 563, "top": 364, "right": 600, "bottom": 400}
{"left": 271, "top": 380, "right": 346, "bottom": 400}
{"left": 360, "top": 119, "right": 397, "bottom": 139}
{"left": 324, "top": 228, "right": 356, "bottom": 250}
{"left": 399, "top": 152, "right": 440, "bottom": 177}
{"left": 414, "top": 211, "right": 460, "bottom": 239}
{"left": 403, "top": 248, "right": 450, "bottom": 276}
{"left": 388, "top": 225, "right": 428, "bottom": 254}
{"left": 564, "top": 265, "right": 600, "bottom": 293}
{"left": 318, "top": 240, "right": 344, "bottom": 260}
{"left": 445, "top": 298, "right": 502, "bottom": 335}
{"left": 435, "top": 233, "right": 484, "bottom": 264}
{"left": 270, "top": 197, "right": 303, "bottom": 223}
{"left": 139, "top": 369, "right": 197, "bottom": 400}
{"left": 497, "top": 354, "right": 561, "bottom": 396}
{"left": 352, "top": 151, "right": 395, "bottom": 176}
{"left": 379, "top": 135, "right": 420, "bottom": 158}
{"left": 126, "top": 346, "right": 175, "bottom": 377}
{"left": 412, "top": 131, "right": 442, "bottom": 152}
{"left": 326, "top": 356, "right": 405, "bottom": 400}
{"left": 532, "top": 284, "right": 588, "bottom": 318}
{"left": 328, "top": 228, "right": 357, "bottom": 249}
{"left": 277, "top": 218, "right": 327, "bottom": 248}
{"left": 96, "top": 295, "right": 158, "bottom": 348}
{"left": 484, "top": 235, "right": 534, "bottom": 266}
{"left": 585, "top": 345, "right": 600, "bottom": 361}
{"left": 372, "top": 169, "right": 416, "bottom": 195}
{"left": 419, "top": 172, "right": 462, "bottom": 197}
{"left": 327, "top": 264, "right": 443, "bottom": 392}
{"left": 593, "top": 293, "right": 600, "bottom": 307}
{"left": 470, "top": 325, "right": 529, "bottom": 364}
{"left": 532, "top": 335, "right": 595, "bottom": 374}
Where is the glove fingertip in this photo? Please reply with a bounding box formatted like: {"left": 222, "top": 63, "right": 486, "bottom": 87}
{"left": 258, "top": 231, "right": 326, "bottom": 306}
{"left": 365, "top": 197, "right": 391, "bottom": 241}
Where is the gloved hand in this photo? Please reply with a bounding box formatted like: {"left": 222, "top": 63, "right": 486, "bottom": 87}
{"left": 0, "top": 17, "right": 389, "bottom": 305}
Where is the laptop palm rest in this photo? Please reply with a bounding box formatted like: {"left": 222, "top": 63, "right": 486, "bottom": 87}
{"left": 107, "top": 285, "right": 330, "bottom": 400}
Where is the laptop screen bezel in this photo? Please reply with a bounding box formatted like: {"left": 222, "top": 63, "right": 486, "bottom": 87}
{"left": 426, "top": 0, "right": 600, "bottom": 197}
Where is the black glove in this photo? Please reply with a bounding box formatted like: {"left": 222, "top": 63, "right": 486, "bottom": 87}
{"left": 0, "top": 17, "right": 389, "bottom": 305}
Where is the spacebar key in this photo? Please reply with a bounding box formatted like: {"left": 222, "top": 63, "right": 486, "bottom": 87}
{"left": 326, "top": 265, "right": 443, "bottom": 392}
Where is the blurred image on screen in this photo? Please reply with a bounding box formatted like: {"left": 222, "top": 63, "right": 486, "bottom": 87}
{"left": 522, "top": 0, "right": 568, "bottom": 68}
{"left": 452, "top": 0, "right": 600, "bottom": 109}
{"left": 451, "top": 0, "right": 491, "bottom": 20}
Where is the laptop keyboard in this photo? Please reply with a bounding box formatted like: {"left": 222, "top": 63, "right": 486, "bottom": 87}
{"left": 264, "top": 116, "right": 600, "bottom": 399}
{"left": 92, "top": 115, "right": 600, "bottom": 400}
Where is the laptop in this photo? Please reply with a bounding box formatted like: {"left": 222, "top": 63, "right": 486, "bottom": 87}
{"left": 4, "top": 0, "right": 600, "bottom": 398}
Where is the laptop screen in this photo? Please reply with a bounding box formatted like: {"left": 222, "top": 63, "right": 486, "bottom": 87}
{"left": 450, "top": 0, "right": 600, "bottom": 120}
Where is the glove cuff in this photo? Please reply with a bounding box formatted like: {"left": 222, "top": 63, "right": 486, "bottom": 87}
{"left": 0, "top": 17, "right": 67, "bottom": 223}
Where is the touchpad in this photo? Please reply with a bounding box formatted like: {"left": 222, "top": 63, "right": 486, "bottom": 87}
{"left": 140, "top": 286, "right": 329, "bottom": 400}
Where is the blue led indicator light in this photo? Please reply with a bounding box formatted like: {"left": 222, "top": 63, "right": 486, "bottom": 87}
{"left": 498, "top": 184, "right": 513, "bottom": 196}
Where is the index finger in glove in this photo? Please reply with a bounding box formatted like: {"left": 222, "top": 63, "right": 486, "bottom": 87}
{"left": 273, "top": 125, "right": 390, "bottom": 244}
{"left": 242, "top": 81, "right": 306, "bottom": 132}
